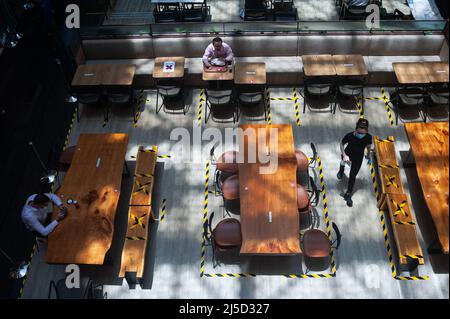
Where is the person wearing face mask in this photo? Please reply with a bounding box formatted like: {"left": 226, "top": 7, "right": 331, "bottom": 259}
{"left": 337, "top": 118, "right": 373, "bottom": 207}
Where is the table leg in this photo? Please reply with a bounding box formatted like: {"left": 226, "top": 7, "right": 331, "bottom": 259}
{"left": 123, "top": 161, "right": 130, "bottom": 177}
{"left": 427, "top": 239, "right": 442, "bottom": 255}
{"left": 124, "top": 272, "right": 138, "bottom": 289}
{"left": 402, "top": 147, "right": 416, "bottom": 168}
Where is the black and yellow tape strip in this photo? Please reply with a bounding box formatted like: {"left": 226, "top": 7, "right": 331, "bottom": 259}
{"left": 354, "top": 96, "right": 365, "bottom": 119}
{"left": 384, "top": 174, "right": 399, "bottom": 189}
{"left": 18, "top": 240, "right": 38, "bottom": 298}
{"left": 158, "top": 155, "right": 171, "bottom": 159}
{"left": 375, "top": 136, "right": 395, "bottom": 143}
{"left": 293, "top": 88, "right": 301, "bottom": 127}
{"left": 266, "top": 89, "right": 272, "bottom": 125}
{"left": 160, "top": 198, "right": 167, "bottom": 223}
{"left": 198, "top": 89, "right": 205, "bottom": 126}
{"left": 200, "top": 161, "right": 210, "bottom": 277}
{"left": 133, "top": 180, "right": 150, "bottom": 195}
{"left": 381, "top": 87, "right": 395, "bottom": 127}
{"left": 133, "top": 90, "right": 148, "bottom": 128}
{"left": 391, "top": 199, "right": 408, "bottom": 217}
{"left": 378, "top": 164, "right": 399, "bottom": 169}
{"left": 370, "top": 160, "right": 380, "bottom": 201}
{"left": 126, "top": 236, "right": 146, "bottom": 241}
{"left": 369, "top": 162, "right": 429, "bottom": 281}
{"left": 134, "top": 173, "right": 154, "bottom": 179}
{"left": 393, "top": 220, "right": 416, "bottom": 226}
{"left": 270, "top": 97, "right": 294, "bottom": 101}
{"left": 130, "top": 213, "right": 147, "bottom": 230}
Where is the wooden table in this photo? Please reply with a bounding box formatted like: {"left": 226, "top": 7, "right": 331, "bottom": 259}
{"left": 422, "top": 62, "right": 449, "bottom": 83}
{"left": 153, "top": 57, "right": 185, "bottom": 79}
{"left": 72, "top": 64, "right": 136, "bottom": 86}
{"left": 46, "top": 133, "right": 129, "bottom": 264}
{"left": 302, "top": 55, "right": 336, "bottom": 77}
{"left": 333, "top": 55, "right": 368, "bottom": 76}
{"left": 234, "top": 62, "right": 267, "bottom": 85}
{"left": 404, "top": 122, "right": 449, "bottom": 254}
{"left": 202, "top": 65, "right": 234, "bottom": 81}
{"left": 238, "top": 124, "right": 300, "bottom": 255}
{"left": 393, "top": 62, "right": 430, "bottom": 84}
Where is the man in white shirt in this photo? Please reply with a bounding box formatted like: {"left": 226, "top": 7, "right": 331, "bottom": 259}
{"left": 202, "top": 37, "right": 234, "bottom": 68}
{"left": 21, "top": 193, "right": 67, "bottom": 237}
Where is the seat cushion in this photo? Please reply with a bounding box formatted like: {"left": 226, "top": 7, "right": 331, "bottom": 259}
{"left": 339, "top": 85, "right": 363, "bottom": 96}
{"left": 297, "top": 184, "right": 310, "bottom": 211}
{"left": 307, "top": 85, "right": 331, "bottom": 95}
{"left": 431, "top": 93, "right": 449, "bottom": 105}
{"left": 295, "top": 149, "right": 309, "bottom": 172}
{"left": 399, "top": 94, "right": 424, "bottom": 106}
{"left": 213, "top": 219, "right": 242, "bottom": 247}
{"left": 221, "top": 174, "right": 240, "bottom": 200}
{"left": 303, "top": 229, "right": 331, "bottom": 258}
{"left": 217, "top": 151, "right": 239, "bottom": 173}
{"left": 239, "top": 93, "right": 263, "bottom": 104}
{"left": 158, "top": 87, "right": 181, "bottom": 97}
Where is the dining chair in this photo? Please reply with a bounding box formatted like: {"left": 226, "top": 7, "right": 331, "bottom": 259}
{"left": 390, "top": 86, "right": 426, "bottom": 124}
{"left": 58, "top": 145, "right": 77, "bottom": 172}
{"left": 204, "top": 211, "right": 242, "bottom": 268}
{"left": 106, "top": 86, "right": 135, "bottom": 120}
{"left": 221, "top": 174, "right": 240, "bottom": 217}
{"left": 335, "top": 78, "right": 365, "bottom": 115}
{"left": 301, "top": 77, "right": 336, "bottom": 113}
{"left": 156, "top": 78, "right": 187, "bottom": 115}
{"left": 205, "top": 89, "right": 237, "bottom": 123}
{"left": 425, "top": 84, "right": 449, "bottom": 122}
{"left": 48, "top": 276, "right": 106, "bottom": 299}
{"left": 236, "top": 85, "right": 267, "bottom": 121}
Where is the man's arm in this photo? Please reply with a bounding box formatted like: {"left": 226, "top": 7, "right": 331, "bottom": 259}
{"left": 202, "top": 45, "right": 212, "bottom": 67}
{"left": 26, "top": 215, "right": 59, "bottom": 237}
{"left": 46, "top": 193, "right": 65, "bottom": 211}
{"left": 224, "top": 44, "right": 234, "bottom": 62}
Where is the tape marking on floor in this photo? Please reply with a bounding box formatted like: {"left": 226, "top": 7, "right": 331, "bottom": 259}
{"left": 198, "top": 89, "right": 205, "bottom": 126}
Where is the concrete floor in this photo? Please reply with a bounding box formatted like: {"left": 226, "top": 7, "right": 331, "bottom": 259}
{"left": 21, "top": 86, "right": 448, "bottom": 299}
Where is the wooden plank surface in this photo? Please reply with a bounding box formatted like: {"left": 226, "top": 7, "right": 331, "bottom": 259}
{"left": 405, "top": 122, "right": 449, "bottom": 254}
{"left": 333, "top": 54, "right": 368, "bottom": 76}
{"left": 384, "top": 193, "right": 424, "bottom": 265}
{"left": 46, "top": 133, "right": 129, "bottom": 264}
{"left": 422, "top": 62, "right": 449, "bottom": 83}
{"left": 234, "top": 62, "right": 267, "bottom": 84}
{"left": 379, "top": 166, "right": 404, "bottom": 195}
{"left": 374, "top": 136, "right": 398, "bottom": 167}
{"left": 393, "top": 62, "right": 430, "bottom": 84}
{"left": 120, "top": 146, "right": 158, "bottom": 278}
{"left": 129, "top": 146, "right": 158, "bottom": 206}
{"left": 102, "top": 64, "right": 136, "bottom": 85}
{"left": 153, "top": 57, "right": 185, "bottom": 79}
{"left": 238, "top": 124, "right": 300, "bottom": 255}
{"left": 202, "top": 65, "right": 234, "bottom": 81}
{"left": 72, "top": 64, "right": 103, "bottom": 86}
{"left": 302, "top": 55, "right": 336, "bottom": 77}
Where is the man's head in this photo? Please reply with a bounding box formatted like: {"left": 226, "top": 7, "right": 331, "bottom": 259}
{"left": 355, "top": 118, "right": 369, "bottom": 136}
{"left": 32, "top": 193, "right": 50, "bottom": 208}
{"left": 212, "top": 37, "right": 223, "bottom": 50}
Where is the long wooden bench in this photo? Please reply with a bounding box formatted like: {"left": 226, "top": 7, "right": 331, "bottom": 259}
{"left": 119, "top": 145, "right": 158, "bottom": 286}
{"left": 374, "top": 136, "right": 424, "bottom": 269}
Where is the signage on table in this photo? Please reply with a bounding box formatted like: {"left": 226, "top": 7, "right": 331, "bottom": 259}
{"left": 163, "top": 62, "right": 176, "bottom": 73}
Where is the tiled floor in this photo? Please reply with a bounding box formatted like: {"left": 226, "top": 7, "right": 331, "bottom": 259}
{"left": 21, "top": 87, "right": 449, "bottom": 299}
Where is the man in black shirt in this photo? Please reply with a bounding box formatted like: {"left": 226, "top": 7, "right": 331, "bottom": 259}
{"left": 337, "top": 118, "right": 373, "bottom": 207}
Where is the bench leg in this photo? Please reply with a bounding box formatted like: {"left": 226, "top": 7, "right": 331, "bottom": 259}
{"left": 403, "top": 148, "right": 416, "bottom": 168}
{"left": 124, "top": 272, "right": 138, "bottom": 289}
{"left": 427, "top": 239, "right": 442, "bottom": 255}
{"left": 123, "top": 161, "right": 130, "bottom": 177}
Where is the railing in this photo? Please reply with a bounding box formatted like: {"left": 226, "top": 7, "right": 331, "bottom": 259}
{"left": 80, "top": 20, "right": 448, "bottom": 38}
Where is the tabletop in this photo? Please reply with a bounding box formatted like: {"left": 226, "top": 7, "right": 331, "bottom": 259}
{"left": 333, "top": 54, "right": 368, "bottom": 76}
{"left": 393, "top": 62, "right": 430, "bottom": 84}
{"left": 202, "top": 64, "right": 234, "bottom": 81}
{"left": 422, "top": 62, "right": 449, "bottom": 84}
{"left": 238, "top": 124, "right": 300, "bottom": 255}
{"left": 46, "top": 133, "right": 129, "bottom": 264}
{"left": 234, "top": 62, "right": 267, "bottom": 85}
{"left": 405, "top": 122, "right": 449, "bottom": 254}
{"left": 153, "top": 57, "right": 185, "bottom": 79}
{"left": 302, "top": 55, "right": 336, "bottom": 77}
{"left": 72, "top": 64, "right": 136, "bottom": 86}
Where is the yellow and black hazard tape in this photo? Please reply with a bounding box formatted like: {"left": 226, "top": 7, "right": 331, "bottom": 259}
{"left": 293, "top": 88, "right": 301, "bottom": 127}
{"left": 198, "top": 89, "right": 205, "bottom": 126}
{"left": 126, "top": 236, "right": 146, "bottom": 241}
{"left": 393, "top": 220, "right": 416, "bottom": 226}
{"left": 63, "top": 107, "right": 78, "bottom": 149}
{"left": 392, "top": 199, "right": 408, "bottom": 217}
{"left": 354, "top": 96, "right": 365, "bottom": 119}
{"left": 266, "top": 89, "right": 272, "bottom": 125}
{"left": 200, "top": 161, "right": 210, "bottom": 277}
{"left": 375, "top": 136, "right": 395, "bottom": 143}
{"left": 160, "top": 198, "right": 167, "bottom": 222}
{"left": 133, "top": 180, "right": 150, "bottom": 195}
{"left": 130, "top": 213, "right": 147, "bottom": 230}
{"left": 378, "top": 164, "right": 399, "bottom": 169}
{"left": 384, "top": 174, "right": 399, "bottom": 189}
{"left": 381, "top": 87, "right": 395, "bottom": 127}
{"left": 364, "top": 96, "right": 385, "bottom": 101}
{"left": 134, "top": 173, "right": 154, "bottom": 179}
{"left": 133, "top": 90, "right": 148, "bottom": 128}
{"left": 370, "top": 160, "right": 380, "bottom": 200}
{"left": 400, "top": 254, "right": 424, "bottom": 260}
{"left": 270, "top": 97, "right": 294, "bottom": 101}
{"left": 368, "top": 161, "right": 429, "bottom": 281}
{"left": 158, "top": 155, "right": 171, "bottom": 159}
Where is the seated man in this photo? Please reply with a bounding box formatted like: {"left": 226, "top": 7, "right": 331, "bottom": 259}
{"left": 202, "top": 37, "right": 234, "bottom": 68}
{"left": 21, "top": 193, "right": 67, "bottom": 237}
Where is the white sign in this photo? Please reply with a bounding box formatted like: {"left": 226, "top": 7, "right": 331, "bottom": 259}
{"left": 163, "top": 62, "right": 176, "bottom": 73}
